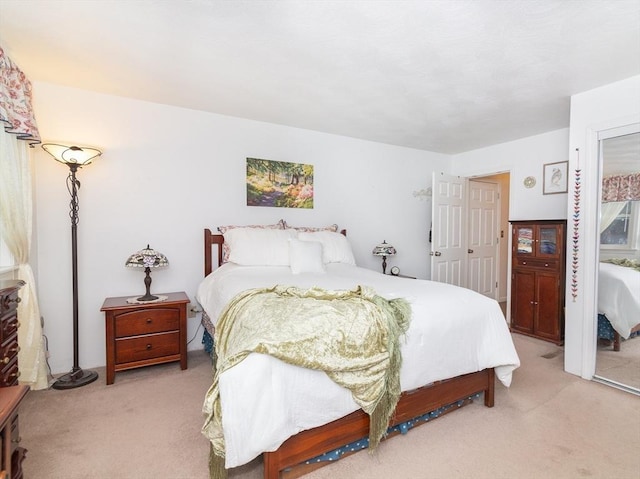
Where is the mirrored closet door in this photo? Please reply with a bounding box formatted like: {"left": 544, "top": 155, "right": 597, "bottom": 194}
{"left": 594, "top": 130, "right": 640, "bottom": 393}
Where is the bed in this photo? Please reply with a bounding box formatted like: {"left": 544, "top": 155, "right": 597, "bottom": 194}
{"left": 197, "top": 225, "right": 520, "bottom": 478}
{"left": 598, "top": 261, "right": 640, "bottom": 351}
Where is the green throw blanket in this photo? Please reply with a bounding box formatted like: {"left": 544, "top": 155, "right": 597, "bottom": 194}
{"left": 601, "top": 258, "right": 640, "bottom": 272}
{"left": 202, "top": 284, "right": 411, "bottom": 479}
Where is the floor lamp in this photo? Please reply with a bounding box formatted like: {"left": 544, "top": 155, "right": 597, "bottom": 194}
{"left": 42, "top": 143, "right": 101, "bottom": 389}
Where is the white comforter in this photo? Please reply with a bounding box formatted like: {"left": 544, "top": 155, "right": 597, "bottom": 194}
{"left": 598, "top": 262, "right": 640, "bottom": 338}
{"left": 197, "top": 263, "right": 520, "bottom": 468}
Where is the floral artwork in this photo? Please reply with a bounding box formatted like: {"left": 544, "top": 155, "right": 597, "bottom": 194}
{"left": 246, "top": 158, "right": 314, "bottom": 208}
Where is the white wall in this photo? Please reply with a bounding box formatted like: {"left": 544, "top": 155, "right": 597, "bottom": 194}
{"left": 32, "top": 82, "right": 449, "bottom": 374}
{"left": 565, "top": 75, "right": 640, "bottom": 379}
{"left": 451, "top": 128, "right": 569, "bottom": 221}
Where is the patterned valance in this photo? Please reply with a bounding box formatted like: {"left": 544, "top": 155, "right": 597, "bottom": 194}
{"left": 602, "top": 173, "right": 640, "bottom": 202}
{"left": 0, "top": 46, "right": 40, "bottom": 145}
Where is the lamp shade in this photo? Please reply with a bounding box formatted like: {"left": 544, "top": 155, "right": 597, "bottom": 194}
{"left": 125, "top": 245, "right": 169, "bottom": 269}
{"left": 42, "top": 143, "right": 102, "bottom": 166}
{"left": 372, "top": 240, "right": 396, "bottom": 257}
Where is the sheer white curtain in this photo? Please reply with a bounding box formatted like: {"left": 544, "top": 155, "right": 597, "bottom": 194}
{"left": 599, "top": 201, "right": 628, "bottom": 234}
{"left": 0, "top": 131, "right": 49, "bottom": 389}
{"left": 1, "top": 45, "right": 48, "bottom": 389}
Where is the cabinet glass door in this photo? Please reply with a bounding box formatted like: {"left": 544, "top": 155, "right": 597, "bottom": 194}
{"left": 538, "top": 226, "right": 558, "bottom": 256}
{"left": 516, "top": 227, "right": 533, "bottom": 254}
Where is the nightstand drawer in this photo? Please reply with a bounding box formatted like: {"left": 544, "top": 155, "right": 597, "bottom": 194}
{"left": 115, "top": 331, "right": 180, "bottom": 363}
{"left": 114, "top": 308, "right": 180, "bottom": 338}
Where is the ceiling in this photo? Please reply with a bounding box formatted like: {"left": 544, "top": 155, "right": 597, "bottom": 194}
{"left": 1, "top": 0, "right": 639, "bottom": 154}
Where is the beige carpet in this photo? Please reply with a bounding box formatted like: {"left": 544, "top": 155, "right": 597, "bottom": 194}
{"left": 596, "top": 335, "right": 640, "bottom": 390}
{"left": 20, "top": 334, "right": 640, "bottom": 479}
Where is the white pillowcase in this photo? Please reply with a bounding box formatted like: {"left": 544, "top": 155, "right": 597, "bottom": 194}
{"left": 225, "top": 228, "right": 297, "bottom": 266}
{"left": 288, "top": 239, "right": 326, "bottom": 274}
{"left": 298, "top": 231, "right": 356, "bottom": 265}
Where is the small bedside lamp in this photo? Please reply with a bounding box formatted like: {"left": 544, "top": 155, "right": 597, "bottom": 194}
{"left": 372, "top": 240, "right": 396, "bottom": 274}
{"left": 125, "top": 245, "right": 169, "bottom": 301}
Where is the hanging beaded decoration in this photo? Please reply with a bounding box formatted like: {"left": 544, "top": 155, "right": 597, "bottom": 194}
{"left": 571, "top": 148, "right": 581, "bottom": 302}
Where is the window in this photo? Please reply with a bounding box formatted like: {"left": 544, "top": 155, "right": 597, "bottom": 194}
{"left": 600, "top": 201, "right": 639, "bottom": 251}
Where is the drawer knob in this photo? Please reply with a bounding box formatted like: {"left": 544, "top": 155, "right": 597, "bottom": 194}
{"left": 8, "top": 297, "right": 21, "bottom": 304}
{"left": 522, "top": 261, "right": 527, "bottom": 265}
{"left": 146, "top": 318, "right": 152, "bottom": 324}
{"left": 146, "top": 344, "right": 152, "bottom": 350}
{"left": 2, "top": 356, "right": 9, "bottom": 365}
{"left": 12, "top": 436, "right": 21, "bottom": 444}
{"left": 9, "top": 371, "right": 20, "bottom": 379}
{"left": 545, "top": 263, "right": 549, "bottom": 267}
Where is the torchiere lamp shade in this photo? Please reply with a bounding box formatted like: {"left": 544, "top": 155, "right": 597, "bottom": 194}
{"left": 125, "top": 245, "right": 169, "bottom": 301}
{"left": 372, "top": 240, "right": 396, "bottom": 275}
{"left": 41, "top": 143, "right": 101, "bottom": 166}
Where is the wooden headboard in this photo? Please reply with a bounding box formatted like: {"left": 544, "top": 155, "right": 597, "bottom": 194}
{"left": 203, "top": 228, "right": 224, "bottom": 277}
{"left": 204, "top": 227, "right": 347, "bottom": 277}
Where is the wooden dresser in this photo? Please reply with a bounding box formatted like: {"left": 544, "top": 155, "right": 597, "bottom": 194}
{"left": 0, "top": 280, "right": 28, "bottom": 478}
{"left": 0, "top": 281, "right": 23, "bottom": 388}
{"left": 101, "top": 292, "right": 190, "bottom": 384}
{"left": 510, "top": 220, "right": 566, "bottom": 344}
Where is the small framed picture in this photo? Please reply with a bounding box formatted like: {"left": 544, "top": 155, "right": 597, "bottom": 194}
{"left": 543, "top": 161, "right": 568, "bottom": 195}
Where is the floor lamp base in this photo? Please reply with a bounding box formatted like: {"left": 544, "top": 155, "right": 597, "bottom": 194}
{"left": 52, "top": 368, "right": 99, "bottom": 390}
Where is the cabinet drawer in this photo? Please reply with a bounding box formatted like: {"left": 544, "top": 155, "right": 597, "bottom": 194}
{"left": 515, "top": 258, "right": 557, "bottom": 270}
{"left": 0, "top": 314, "right": 19, "bottom": 342}
{"left": 0, "top": 289, "right": 20, "bottom": 316}
{"left": 114, "top": 308, "right": 179, "bottom": 338}
{"left": 0, "top": 358, "right": 19, "bottom": 387}
{"left": 115, "top": 331, "right": 179, "bottom": 364}
{"left": 0, "top": 334, "right": 19, "bottom": 366}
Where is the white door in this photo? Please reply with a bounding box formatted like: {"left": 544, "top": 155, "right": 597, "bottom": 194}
{"left": 467, "top": 180, "right": 500, "bottom": 299}
{"left": 430, "top": 172, "right": 467, "bottom": 286}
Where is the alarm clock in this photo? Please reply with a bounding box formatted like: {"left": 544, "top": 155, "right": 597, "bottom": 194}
{"left": 390, "top": 266, "right": 400, "bottom": 276}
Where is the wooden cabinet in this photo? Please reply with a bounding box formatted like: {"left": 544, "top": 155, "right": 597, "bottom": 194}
{"left": 510, "top": 221, "right": 566, "bottom": 344}
{"left": 101, "top": 292, "right": 190, "bottom": 384}
{"left": 0, "top": 281, "right": 27, "bottom": 479}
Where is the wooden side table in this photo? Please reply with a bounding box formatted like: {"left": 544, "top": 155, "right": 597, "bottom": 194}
{"left": 101, "top": 292, "right": 190, "bottom": 385}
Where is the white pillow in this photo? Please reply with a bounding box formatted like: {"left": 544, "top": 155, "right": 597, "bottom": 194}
{"left": 298, "top": 231, "right": 356, "bottom": 265}
{"left": 225, "top": 228, "right": 297, "bottom": 266}
{"left": 288, "top": 239, "right": 326, "bottom": 274}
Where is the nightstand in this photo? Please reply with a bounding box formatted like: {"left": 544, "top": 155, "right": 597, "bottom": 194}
{"left": 386, "top": 273, "right": 417, "bottom": 279}
{"left": 101, "top": 291, "right": 190, "bottom": 385}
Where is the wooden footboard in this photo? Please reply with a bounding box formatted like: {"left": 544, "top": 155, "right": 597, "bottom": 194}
{"left": 263, "top": 368, "right": 495, "bottom": 479}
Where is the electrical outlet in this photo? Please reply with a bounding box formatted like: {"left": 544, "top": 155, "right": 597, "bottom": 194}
{"left": 188, "top": 303, "right": 197, "bottom": 318}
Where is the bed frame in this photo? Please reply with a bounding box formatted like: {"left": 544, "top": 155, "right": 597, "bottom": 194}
{"left": 203, "top": 228, "right": 496, "bottom": 479}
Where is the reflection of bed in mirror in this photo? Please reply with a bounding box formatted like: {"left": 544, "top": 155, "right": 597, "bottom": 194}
{"left": 597, "top": 261, "right": 640, "bottom": 351}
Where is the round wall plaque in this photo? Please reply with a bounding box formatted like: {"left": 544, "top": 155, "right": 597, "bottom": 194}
{"left": 523, "top": 176, "right": 536, "bottom": 188}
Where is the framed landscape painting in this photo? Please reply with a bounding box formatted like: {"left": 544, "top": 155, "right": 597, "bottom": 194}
{"left": 246, "top": 158, "right": 314, "bottom": 208}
